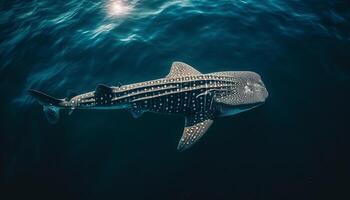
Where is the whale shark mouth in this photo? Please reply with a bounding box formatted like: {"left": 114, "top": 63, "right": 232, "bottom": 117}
{"left": 219, "top": 102, "right": 264, "bottom": 117}
{"left": 235, "top": 102, "right": 264, "bottom": 111}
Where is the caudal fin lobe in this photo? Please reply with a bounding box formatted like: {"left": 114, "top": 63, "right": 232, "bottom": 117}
{"left": 28, "top": 89, "right": 64, "bottom": 124}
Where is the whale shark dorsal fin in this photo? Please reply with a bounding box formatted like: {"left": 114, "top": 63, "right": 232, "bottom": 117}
{"left": 95, "top": 84, "right": 114, "bottom": 106}
{"left": 96, "top": 84, "right": 112, "bottom": 92}
{"left": 166, "top": 62, "right": 202, "bottom": 78}
{"left": 177, "top": 113, "right": 214, "bottom": 151}
{"left": 95, "top": 84, "right": 113, "bottom": 96}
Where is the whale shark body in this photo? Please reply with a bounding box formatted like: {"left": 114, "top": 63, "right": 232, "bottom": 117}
{"left": 29, "top": 62, "right": 268, "bottom": 151}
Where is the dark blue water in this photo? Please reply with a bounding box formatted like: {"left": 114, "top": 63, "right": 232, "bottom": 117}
{"left": 1, "top": 0, "right": 349, "bottom": 199}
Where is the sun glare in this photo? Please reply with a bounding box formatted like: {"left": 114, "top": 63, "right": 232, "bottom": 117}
{"left": 107, "top": 0, "right": 132, "bottom": 17}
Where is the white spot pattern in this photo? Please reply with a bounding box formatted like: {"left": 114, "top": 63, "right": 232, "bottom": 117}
{"left": 56, "top": 62, "right": 266, "bottom": 151}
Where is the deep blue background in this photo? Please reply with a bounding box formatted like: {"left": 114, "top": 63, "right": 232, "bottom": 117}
{"left": 1, "top": 0, "right": 349, "bottom": 199}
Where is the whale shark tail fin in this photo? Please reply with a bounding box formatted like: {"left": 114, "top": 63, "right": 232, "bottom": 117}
{"left": 28, "top": 89, "right": 65, "bottom": 124}
{"left": 42, "top": 105, "right": 60, "bottom": 124}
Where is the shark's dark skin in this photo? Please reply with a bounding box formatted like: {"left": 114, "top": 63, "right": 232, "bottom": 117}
{"left": 29, "top": 62, "right": 268, "bottom": 151}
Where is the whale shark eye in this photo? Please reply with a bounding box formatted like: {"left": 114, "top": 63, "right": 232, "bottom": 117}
{"left": 254, "top": 83, "right": 262, "bottom": 88}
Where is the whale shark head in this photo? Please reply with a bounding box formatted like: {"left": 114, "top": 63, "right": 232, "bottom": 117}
{"left": 235, "top": 71, "right": 268, "bottom": 105}
{"left": 213, "top": 71, "right": 269, "bottom": 116}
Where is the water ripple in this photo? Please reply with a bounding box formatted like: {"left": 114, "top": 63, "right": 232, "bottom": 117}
{"left": 0, "top": 0, "right": 349, "bottom": 106}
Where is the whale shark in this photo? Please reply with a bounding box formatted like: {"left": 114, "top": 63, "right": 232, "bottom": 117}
{"left": 29, "top": 62, "right": 268, "bottom": 151}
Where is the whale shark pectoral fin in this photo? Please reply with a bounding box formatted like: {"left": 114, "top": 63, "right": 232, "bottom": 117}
{"left": 68, "top": 107, "right": 75, "bottom": 115}
{"left": 129, "top": 109, "right": 146, "bottom": 119}
{"left": 166, "top": 62, "right": 202, "bottom": 78}
{"left": 177, "top": 113, "right": 214, "bottom": 151}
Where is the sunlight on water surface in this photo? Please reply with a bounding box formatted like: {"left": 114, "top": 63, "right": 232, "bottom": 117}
{"left": 106, "top": 0, "right": 133, "bottom": 17}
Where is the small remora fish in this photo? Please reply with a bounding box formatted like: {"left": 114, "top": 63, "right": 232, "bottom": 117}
{"left": 29, "top": 62, "right": 268, "bottom": 151}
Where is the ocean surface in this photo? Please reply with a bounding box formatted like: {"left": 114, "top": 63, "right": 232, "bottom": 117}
{"left": 0, "top": 0, "right": 349, "bottom": 199}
